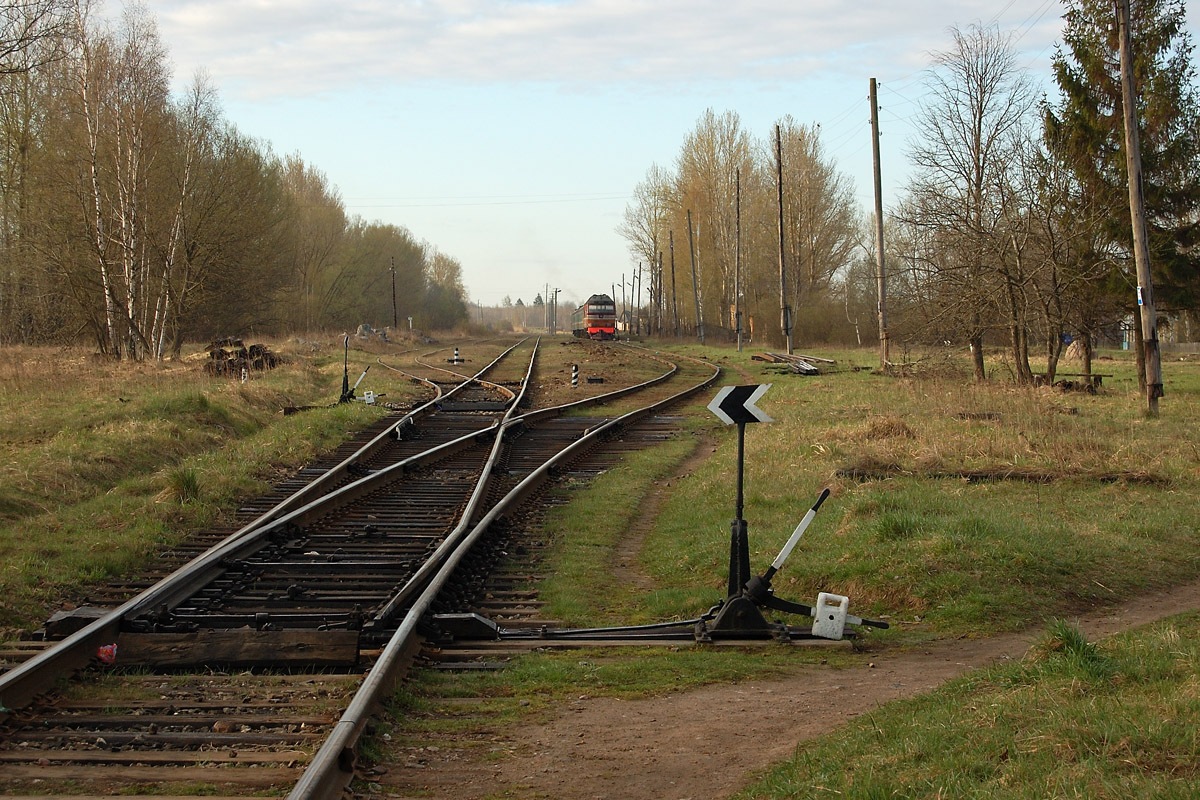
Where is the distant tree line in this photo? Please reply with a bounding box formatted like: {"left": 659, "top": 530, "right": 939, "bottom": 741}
{"left": 619, "top": 110, "right": 861, "bottom": 346}
{"left": 620, "top": 0, "right": 1200, "bottom": 386}
{"left": 0, "top": 1, "right": 469, "bottom": 359}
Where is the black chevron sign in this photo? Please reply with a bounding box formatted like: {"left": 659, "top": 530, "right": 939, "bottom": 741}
{"left": 707, "top": 384, "right": 774, "bottom": 425}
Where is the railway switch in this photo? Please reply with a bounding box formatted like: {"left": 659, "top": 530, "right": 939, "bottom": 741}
{"left": 696, "top": 385, "right": 888, "bottom": 641}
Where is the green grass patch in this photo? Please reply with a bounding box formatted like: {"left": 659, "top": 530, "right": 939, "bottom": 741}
{"left": 0, "top": 338, "right": 416, "bottom": 631}
{"left": 734, "top": 614, "right": 1200, "bottom": 799}
{"left": 541, "top": 346, "right": 1200, "bottom": 641}
{"left": 0, "top": 400, "right": 387, "bottom": 627}
{"left": 537, "top": 433, "right": 713, "bottom": 626}
{"left": 473, "top": 344, "right": 1200, "bottom": 649}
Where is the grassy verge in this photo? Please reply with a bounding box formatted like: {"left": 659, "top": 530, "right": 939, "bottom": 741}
{"left": 534, "top": 345, "right": 1200, "bottom": 640}
{"left": 536, "top": 433, "right": 710, "bottom": 626}
{"left": 0, "top": 337, "right": 413, "bottom": 631}
{"left": 734, "top": 615, "right": 1200, "bottom": 799}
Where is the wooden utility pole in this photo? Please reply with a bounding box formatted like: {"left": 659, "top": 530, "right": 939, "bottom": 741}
{"left": 686, "top": 209, "right": 704, "bottom": 344}
{"left": 638, "top": 264, "right": 644, "bottom": 335}
{"left": 775, "top": 124, "right": 792, "bottom": 354}
{"left": 635, "top": 263, "right": 642, "bottom": 336}
{"left": 669, "top": 230, "right": 680, "bottom": 336}
{"left": 869, "top": 78, "right": 890, "bottom": 370}
{"left": 389, "top": 256, "right": 398, "bottom": 330}
{"left": 1116, "top": 0, "right": 1164, "bottom": 414}
{"left": 656, "top": 250, "right": 664, "bottom": 335}
{"left": 621, "top": 273, "right": 627, "bottom": 334}
{"left": 735, "top": 167, "right": 743, "bottom": 353}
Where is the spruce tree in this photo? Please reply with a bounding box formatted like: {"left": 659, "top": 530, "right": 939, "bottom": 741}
{"left": 1044, "top": 0, "right": 1200, "bottom": 311}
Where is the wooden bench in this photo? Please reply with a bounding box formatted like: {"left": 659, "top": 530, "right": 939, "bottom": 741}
{"left": 1034, "top": 372, "right": 1113, "bottom": 389}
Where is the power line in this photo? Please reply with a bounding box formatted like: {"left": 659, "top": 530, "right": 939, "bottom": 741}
{"left": 344, "top": 192, "right": 632, "bottom": 209}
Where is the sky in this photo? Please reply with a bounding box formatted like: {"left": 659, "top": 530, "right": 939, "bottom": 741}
{"left": 112, "top": 1, "right": 1199, "bottom": 309}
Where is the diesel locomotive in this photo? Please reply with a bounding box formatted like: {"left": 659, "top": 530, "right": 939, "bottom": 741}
{"left": 571, "top": 293, "right": 617, "bottom": 340}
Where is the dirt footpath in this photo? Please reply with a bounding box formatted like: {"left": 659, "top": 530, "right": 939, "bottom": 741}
{"left": 373, "top": 580, "right": 1200, "bottom": 800}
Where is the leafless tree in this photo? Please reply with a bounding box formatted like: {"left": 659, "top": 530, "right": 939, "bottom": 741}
{"left": 619, "top": 164, "right": 672, "bottom": 332}
{"left": 901, "top": 23, "right": 1038, "bottom": 381}
{"left": 0, "top": 0, "right": 72, "bottom": 75}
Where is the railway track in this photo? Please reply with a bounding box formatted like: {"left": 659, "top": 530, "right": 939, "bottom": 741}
{"left": 0, "top": 337, "right": 719, "bottom": 798}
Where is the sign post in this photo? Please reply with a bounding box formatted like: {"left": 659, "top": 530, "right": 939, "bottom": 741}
{"left": 698, "top": 384, "right": 889, "bottom": 640}
{"left": 707, "top": 385, "right": 773, "bottom": 600}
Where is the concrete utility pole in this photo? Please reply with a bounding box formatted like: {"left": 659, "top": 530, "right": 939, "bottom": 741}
{"left": 1116, "top": 0, "right": 1164, "bottom": 415}
{"left": 775, "top": 124, "right": 792, "bottom": 354}
{"left": 621, "top": 273, "right": 627, "bottom": 334}
{"left": 870, "top": 78, "right": 890, "bottom": 371}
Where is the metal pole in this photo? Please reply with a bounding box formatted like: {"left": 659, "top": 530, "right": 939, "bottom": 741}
{"left": 728, "top": 422, "right": 749, "bottom": 598}
{"left": 339, "top": 334, "right": 351, "bottom": 403}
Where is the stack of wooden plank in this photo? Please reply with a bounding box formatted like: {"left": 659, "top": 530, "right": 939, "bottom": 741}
{"left": 751, "top": 352, "right": 835, "bottom": 375}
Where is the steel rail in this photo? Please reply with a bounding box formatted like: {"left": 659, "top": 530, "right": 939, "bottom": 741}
{"left": 369, "top": 338, "right": 696, "bottom": 623}
{"left": 0, "top": 340, "right": 527, "bottom": 716}
{"left": 289, "top": 348, "right": 720, "bottom": 799}
{"left": 364, "top": 341, "right": 689, "bottom": 628}
{"left": 513, "top": 345, "right": 680, "bottom": 426}
{"left": 255, "top": 338, "right": 526, "bottom": 526}
{"left": 413, "top": 344, "right": 523, "bottom": 398}
{"left": 365, "top": 341, "right": 538, "bottom": 629}
{"left": 380, "top": 357, "right": 518, "bottom": 407}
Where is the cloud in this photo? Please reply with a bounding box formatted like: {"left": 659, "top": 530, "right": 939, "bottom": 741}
{"left": 148, "top": 0, "right": 1065, "bottom": 98}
